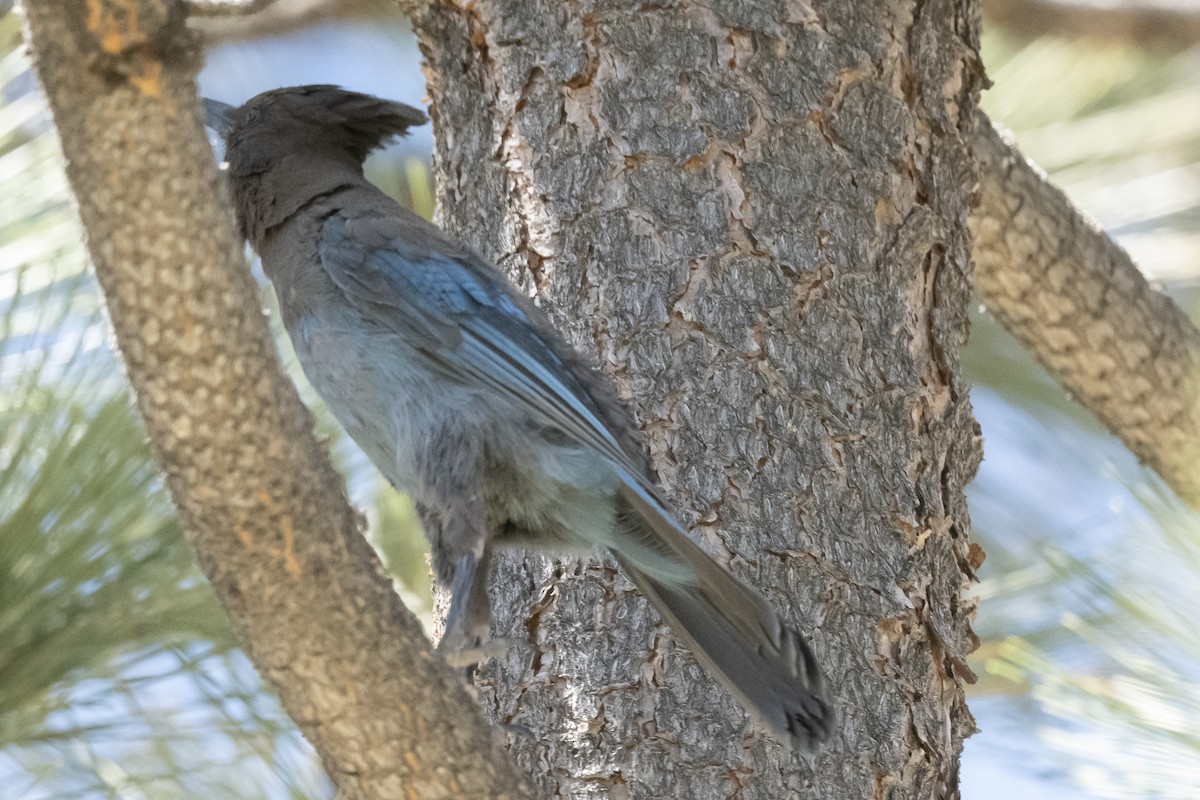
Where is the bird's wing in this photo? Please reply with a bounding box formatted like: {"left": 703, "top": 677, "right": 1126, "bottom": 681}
{"left": 317, "top": 209, "right": 663, "bottom": 496}
{"left": 319, "top": 209, "right": 833, "bottom": 747}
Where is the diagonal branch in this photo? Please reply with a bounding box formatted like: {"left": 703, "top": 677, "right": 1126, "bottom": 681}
{"left": 185, "top": 0, "right": 279, "bottom": 16}
{"left": 983, "top": 0, "right": 1200, "bottom": 47}
{"left": 186, "top": 0, "right": 381, "bottom": 43}
{"left": 970, "top": 109, "right": 1200, "bottom": 506}
{"left": 18, "top": 2, "right": 529, "bottom": 798}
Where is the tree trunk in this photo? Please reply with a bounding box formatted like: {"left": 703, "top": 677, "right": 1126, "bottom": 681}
{"left": 415, "top": 1, "right": 985, "bottom": 797}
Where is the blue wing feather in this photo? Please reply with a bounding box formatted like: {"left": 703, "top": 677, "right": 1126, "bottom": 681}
{"left": 320, "top": 210, "right": 721, "bottom": 583}
{"left": 319, "top": 210, "right": 643, "bottom": 481}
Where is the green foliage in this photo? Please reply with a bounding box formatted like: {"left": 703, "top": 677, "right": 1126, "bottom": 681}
{"left": 989, "top": 488, "right": 1200, "bottom": 798}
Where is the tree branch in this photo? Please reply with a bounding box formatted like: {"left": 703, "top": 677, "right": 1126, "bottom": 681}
{"left": 971, "top": 109, "right": 1200, "bottom": 506}
{"left": 185, "top": 0, "right": 424, "bottom": 43}
{"left": 19, "top": 2, "right": 529, "bottom": 797}
{"left": 186, "top": 0, "right": 383, "bottom": 43}
{"left": 186, "top": 0, "right": 279, "bottom": 17}
{"left": 983, "top": 0, "right": 1200, "bottom": 47}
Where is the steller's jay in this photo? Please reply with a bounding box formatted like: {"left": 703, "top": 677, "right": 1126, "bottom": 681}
{"left": 202, "top": 85, "right": 832, "bottom": 750}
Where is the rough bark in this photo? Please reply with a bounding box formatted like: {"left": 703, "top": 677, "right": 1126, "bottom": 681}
{"left": 415, "top": 1, "right": 985, "bottom": 797}
{"left": 971, "top": 113, "right": 1200, "bottom": 507}
{"left": 20, "top": 2, "right": 529, "bottom": 798}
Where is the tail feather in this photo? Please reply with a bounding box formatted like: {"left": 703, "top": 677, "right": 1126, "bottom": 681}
{"left": 612, "top": 487, "right": 833, "bottom": 750}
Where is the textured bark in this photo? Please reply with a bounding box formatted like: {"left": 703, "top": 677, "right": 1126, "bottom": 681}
{"left": 971, "top": 113, "right": 1200, "bottom": 506}
{"left": 21, "top": 2, "right": 529, "bottom": 798}
{"left": 415, "top": 1, "right": 985, "bottom": 797}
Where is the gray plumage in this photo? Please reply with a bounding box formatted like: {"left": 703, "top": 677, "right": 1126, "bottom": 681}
{"left": 203, "top": 85, "right": 833, "bottom": 750}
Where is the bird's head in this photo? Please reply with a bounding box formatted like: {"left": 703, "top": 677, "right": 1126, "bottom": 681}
{"left": 202, "top": 85, "right": 428, "bottom": 176}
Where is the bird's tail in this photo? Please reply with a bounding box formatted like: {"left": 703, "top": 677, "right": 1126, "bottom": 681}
{"left": 610, "top": 485, "right": 833, "bottom": 751}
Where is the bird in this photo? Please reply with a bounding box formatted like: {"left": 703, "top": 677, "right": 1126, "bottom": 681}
{"left": 202, "top": 85, "right": 832, "bottom": 750}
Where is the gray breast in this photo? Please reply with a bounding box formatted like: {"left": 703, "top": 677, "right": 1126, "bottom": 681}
{"left": 290, "top": 309, "right": 622, "bottom": 550}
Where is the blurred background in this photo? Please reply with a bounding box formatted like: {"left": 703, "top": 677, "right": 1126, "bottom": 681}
{"left": 1, "top": 2, "right": 1198, "bottom": 797}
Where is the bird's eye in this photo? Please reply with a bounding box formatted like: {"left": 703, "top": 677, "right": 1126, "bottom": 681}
{"left": 244, "top": 105, "right": 262, "bottom": 124}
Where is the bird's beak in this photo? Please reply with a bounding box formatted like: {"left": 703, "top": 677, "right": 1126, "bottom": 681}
{"left": 201, "top": 98, "right": 235, "bottom": 139}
